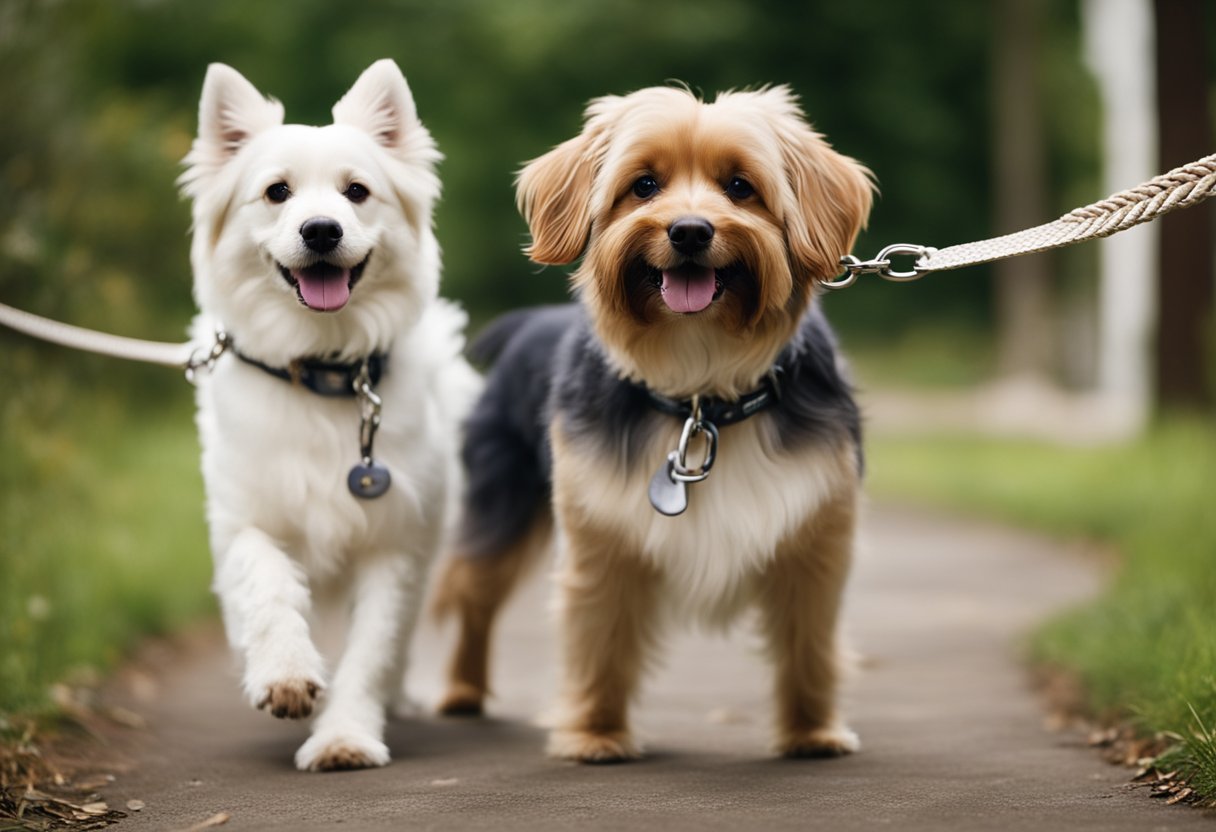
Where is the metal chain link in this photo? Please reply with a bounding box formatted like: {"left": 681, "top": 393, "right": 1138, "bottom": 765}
{"left": 354, "top": 360, "right": 383, "bottom": 465}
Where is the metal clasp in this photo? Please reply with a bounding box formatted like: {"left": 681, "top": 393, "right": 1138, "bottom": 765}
{"left": 824, "top": 244, "right": 937, "bottom": 289}
{"left": 353, "top": 360, "right": 383, "bottom": 464}
{"left": 669, "top": 396, "right": 719, "bottom": 484}
{"left": 184, "top": 328, "right": 230, "bottom": 383}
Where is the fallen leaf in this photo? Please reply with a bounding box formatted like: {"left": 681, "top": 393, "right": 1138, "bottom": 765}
{"left": 1166, "top": 787, "right": 1194, "bottom": 805}
{"left": 180, "top": 810, "right": 231, "bottom": 831}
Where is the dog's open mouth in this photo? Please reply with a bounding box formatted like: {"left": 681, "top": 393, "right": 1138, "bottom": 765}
{"left": 646, "top": 262, "right": 731, "bottom": 314}
{"left": 278, "top": 256, "right": 370, "bottom": 313}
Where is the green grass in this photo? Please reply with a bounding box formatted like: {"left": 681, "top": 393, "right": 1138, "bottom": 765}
{"left": 846, "top": 326, "right": 996, "bottom": 390}
{"left": 868, "top": 420, "right": 1216, "bottom": 794}
{"left": 0, "top": 374, "right": 213, "bottom": 716}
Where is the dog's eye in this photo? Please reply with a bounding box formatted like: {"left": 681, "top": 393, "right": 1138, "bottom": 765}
{"left": 632, "top": 175, "right": 659, "bottom": 199}
{"left": 344, "top": 183, "right": 370, "bottom": 204}
{"left": 725, "top": 177, "right": 755, "bottom": 200}
{"left": 265, "top": 182, "right": 291, "bottom": 204}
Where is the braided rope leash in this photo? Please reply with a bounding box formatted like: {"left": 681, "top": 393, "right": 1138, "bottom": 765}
{"left": 2, "top": 154, "right": 1214, "bottom": 361}
{"left": 829, "top": 152, "right": 1216, "bottom": 288}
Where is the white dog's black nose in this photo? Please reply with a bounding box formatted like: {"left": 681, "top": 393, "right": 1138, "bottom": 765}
{"left": 301, "top": 217, "right": 343, "bottom": 254}
{"left": 668, "top": 216, "right": 714, "bottom": 256}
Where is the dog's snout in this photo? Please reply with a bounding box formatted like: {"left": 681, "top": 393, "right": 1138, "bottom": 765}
{"left": 667, "top": 216, "right": 714, "bottom": 256}
{"left": 300, "top": 217, "right": 344, "bottom": 254}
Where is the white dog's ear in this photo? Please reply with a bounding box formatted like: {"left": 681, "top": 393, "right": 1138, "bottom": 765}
{"left": 180, "top": 64, "right": 284, "bottom": 198}
{"left": 196, "top": 63, "right": 284, "bottom": 161}
{"left": 332, "top": 60, "right": 420, "bottom": 153}
{"left": 516, "top": 96, "right": 624, "bottom": 266}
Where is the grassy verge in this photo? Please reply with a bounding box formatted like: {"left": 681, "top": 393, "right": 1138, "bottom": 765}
{"left": 0, "top": 375, "right": 212, "bottom": 718}
{"left": 867, "top": 420, "right": 1216, "bottom": 794}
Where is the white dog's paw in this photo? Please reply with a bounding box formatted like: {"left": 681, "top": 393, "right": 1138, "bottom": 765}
{"left": 243, "top": 643, "right": 326, "bottom": 718}
{"left": 295, "top": 730, "right": 391, "bottom": 772}
{"left": 252, "top": 676, "right": 324, "bottom": 720}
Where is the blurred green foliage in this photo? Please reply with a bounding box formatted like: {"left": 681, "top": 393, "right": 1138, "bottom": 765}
{"left": 0, "top": 0, "right": 1105, "bottom": 714}
{"left": 0, "top": 0, "right": 1105, "bottom": 359}
{"left": 0, "top": 392, "right": 211, "bottom": 714}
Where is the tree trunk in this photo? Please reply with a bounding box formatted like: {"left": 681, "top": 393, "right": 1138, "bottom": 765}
{"left": 993, "top": 0, "right": 1053, "bottom": 378}
{"left": 1083, "top": 0, "right": 1156, "bottom": 433}
{"left": 1153, "top": 0, "right": 1214, "bottom": 411}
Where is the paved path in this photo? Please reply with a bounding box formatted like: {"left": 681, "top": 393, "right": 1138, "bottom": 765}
{"left": 101, "top": 504, "right": 1214, "bottom": 831}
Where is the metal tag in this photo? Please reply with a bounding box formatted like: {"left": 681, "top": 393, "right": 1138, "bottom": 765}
{"left": 347, "top": 460, "right": 392, "bottom": 499}
{"left": 648, "top": 452, "right": 688, "bottom": 516}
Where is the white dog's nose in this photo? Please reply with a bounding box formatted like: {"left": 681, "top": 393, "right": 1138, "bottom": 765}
{"left": 301, "top": 217, "right": 343, "bottom": 254}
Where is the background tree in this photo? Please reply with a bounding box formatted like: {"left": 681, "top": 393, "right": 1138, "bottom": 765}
{"left": 1153, "top": 0, "right": 1214, "bottom": 412}
{"left": 992, "top": 0, "right": 1054, "bottom": 379}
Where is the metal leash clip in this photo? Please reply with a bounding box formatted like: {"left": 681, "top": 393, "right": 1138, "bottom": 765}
{"left": 824, "top": 243, "right": 938, "bottom": 290}
{"left": 347, "top": 359, "right": 392, "bottom": 499}
{"left": 648, "top": 396, "right": 720, "bottom": 516}
{"left": 183, "top": 328, "right": 230, "bottom": 384}
{"left": 669, "top": 399, "right": 719, "bottom": 484}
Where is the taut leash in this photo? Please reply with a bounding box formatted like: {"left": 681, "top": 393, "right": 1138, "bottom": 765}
{"left": 5, "top": 153, "right": 1213, "bottom": 352}
{"left": 829, "top": 153, "right": 1216, "bottom": 289}
{"left": 0, "top": 300, "right": 202, "bottom": 370}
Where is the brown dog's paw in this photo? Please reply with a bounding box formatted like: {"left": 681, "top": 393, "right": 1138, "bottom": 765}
{"left": 437, "top": 682, "right": 485, "bottom": 717}
{"left": 779, "top": 725, "right": 860, "bottom": 759}
{"left": 256, "top": 678, "right": 322, "bottom": 720}
{"left": 547, "top": 728, "right": 641, "bottom": 764}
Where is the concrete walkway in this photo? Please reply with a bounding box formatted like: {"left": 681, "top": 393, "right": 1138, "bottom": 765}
{"left": 101, "top": 504, "right": 1214, "bottom": 831}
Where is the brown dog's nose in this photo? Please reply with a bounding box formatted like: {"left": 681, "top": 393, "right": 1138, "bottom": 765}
{"left": 668, "top": 216, "right": 714, "bottom": 256}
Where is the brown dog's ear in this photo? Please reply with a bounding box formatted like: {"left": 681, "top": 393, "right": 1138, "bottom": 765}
{"left": 516, "top": 96, "right": 622, "bottom": 265}
{"left": 766, "top": 92, "right": 875, "bottom": 282}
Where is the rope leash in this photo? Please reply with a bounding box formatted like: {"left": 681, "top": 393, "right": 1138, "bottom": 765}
{"left": 0, "top": 300, "right": 227, "bottom": 380}
{"left": 828, "top": 152, "right": 1216, "bottom": 289}
{"left": 2, "top": 153, "right": 1214, "bottom": 360}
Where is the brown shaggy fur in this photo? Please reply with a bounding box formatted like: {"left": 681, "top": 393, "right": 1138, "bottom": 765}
{"left": 436, "top": 85, "right": 872, "bottom": 763}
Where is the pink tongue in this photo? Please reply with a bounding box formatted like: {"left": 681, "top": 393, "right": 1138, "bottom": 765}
{"left": 293, "top": 268, "right": 352, "bottom": 312}
{"left": 660, "top": 266, "right": 718, "bottom": 314}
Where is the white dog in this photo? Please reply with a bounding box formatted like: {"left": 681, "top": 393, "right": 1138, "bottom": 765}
{"left": 179, "top": 60, "right": 479, "bottom": 771}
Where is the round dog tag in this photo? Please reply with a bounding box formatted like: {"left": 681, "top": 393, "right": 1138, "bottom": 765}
{"left": 347, "top": 461, "right": 391, "bottom": 499}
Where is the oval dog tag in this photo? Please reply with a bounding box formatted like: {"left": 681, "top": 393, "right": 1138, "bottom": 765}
{"left": 648, "top": 452, "right": 688, "bottom": 516}
{"left": 347, "top": 461, "right": 392, "bottom": 499}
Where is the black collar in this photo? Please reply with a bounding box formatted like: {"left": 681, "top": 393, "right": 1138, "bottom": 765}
{"left": 231, "top": 347, "right": 388, "bottom": 397}
{"left": 643, "top": 367, "right": 783, "bottom": 426}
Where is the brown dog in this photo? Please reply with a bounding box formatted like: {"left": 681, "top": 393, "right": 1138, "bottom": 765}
{"left": 434, "top": 85, "right": 873, "bottom": 762}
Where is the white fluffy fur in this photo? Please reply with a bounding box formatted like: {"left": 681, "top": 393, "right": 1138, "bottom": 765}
{"left": 182, "top": 60, "right": 479, "bottom": 771}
